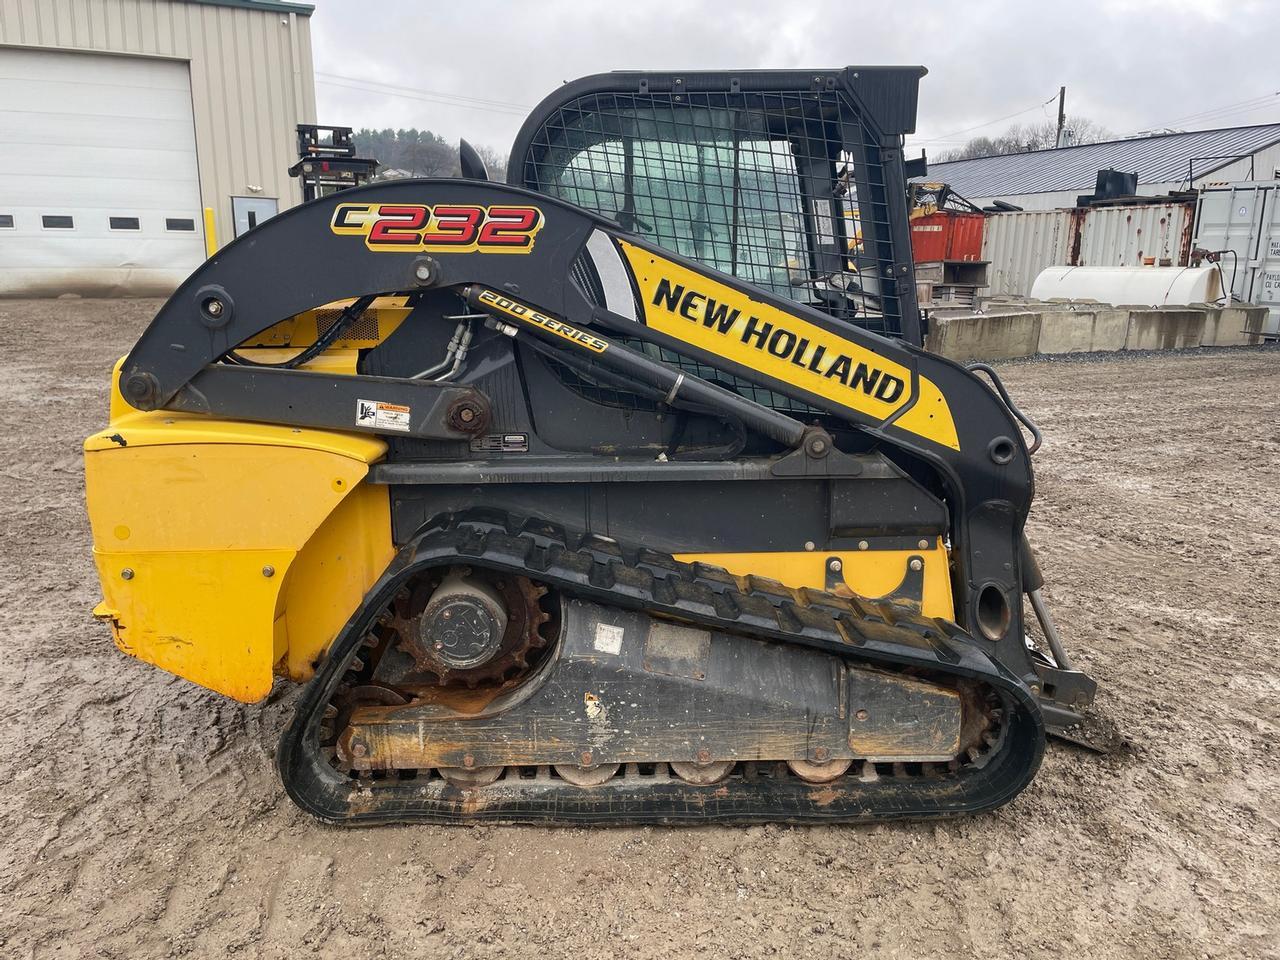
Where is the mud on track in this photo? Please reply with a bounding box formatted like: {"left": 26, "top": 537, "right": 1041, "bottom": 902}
{"left": 1, "top": 298, "right": 1277, "bottom": 959}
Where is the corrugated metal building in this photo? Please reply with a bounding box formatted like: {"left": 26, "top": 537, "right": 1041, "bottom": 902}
{"left": 0, "top": 0, "right": 317, "bottom": 296}
{"left": 921, "top": 124, "right": 1280, "bottom": 211}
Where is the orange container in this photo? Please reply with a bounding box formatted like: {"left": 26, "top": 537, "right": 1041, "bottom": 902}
{"left": 910, "top": 211, "right": 985, "bottom": 262}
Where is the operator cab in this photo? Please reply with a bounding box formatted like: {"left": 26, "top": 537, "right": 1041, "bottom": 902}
{"left": 507, "top": 68, "right": 926, "bottom": 344}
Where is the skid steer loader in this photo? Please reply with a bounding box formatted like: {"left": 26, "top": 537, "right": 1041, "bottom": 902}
{"left": 84, "top": 66, "right": 1096, "bottom": 824}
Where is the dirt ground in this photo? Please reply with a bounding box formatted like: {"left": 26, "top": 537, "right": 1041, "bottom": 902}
{"left": 1, "top": 297, "right": 1277, "bottom": 960}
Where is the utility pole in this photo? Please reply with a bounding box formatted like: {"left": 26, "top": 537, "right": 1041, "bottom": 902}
{"left": 1055, "top": 86, "right": 1066, "bottom": 148}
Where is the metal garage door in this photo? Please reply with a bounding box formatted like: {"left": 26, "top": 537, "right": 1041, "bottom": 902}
{"left": 0, "top": 47, "right": 204, "bottom": 297}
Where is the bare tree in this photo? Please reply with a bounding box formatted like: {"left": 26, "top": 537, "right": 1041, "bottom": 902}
{"left": 937, "top": 117, "right": 1112, "bottom": 161}
{"left": 352, "top": 129, "right": 508, "bottom": 179}
{"left": 470, "top": 143, "right": 508, "bottom": 182}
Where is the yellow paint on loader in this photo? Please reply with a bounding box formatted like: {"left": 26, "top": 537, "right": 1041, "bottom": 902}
{"left": 85, "top": 360, "right": 394, "bottom": 702}
{"left": 619, "top": 242, "right": 960, "bottom": 451}
{"left": 675, "top": 542, "right": 955, "bottom": 622}
{"left": 244, "top": 297, "right": 412, "bottom": 350}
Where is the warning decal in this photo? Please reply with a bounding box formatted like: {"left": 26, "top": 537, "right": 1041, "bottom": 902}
{"left": 356, "top": 399, "right": 411, "bottom": 432}
{"left": 593, "top": 623, "right": 625, "bottom": 656}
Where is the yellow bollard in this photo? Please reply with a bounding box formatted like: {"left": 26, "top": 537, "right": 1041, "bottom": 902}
{"left": 203, "top": 207, "right": 217, "bottom": 258}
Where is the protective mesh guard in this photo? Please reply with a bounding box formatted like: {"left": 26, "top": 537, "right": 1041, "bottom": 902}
{"left": 520, "top": 86, "right": 905, "bottom": 417}
{"left": 520, "top": 88, "right": 903, "bottom": 337}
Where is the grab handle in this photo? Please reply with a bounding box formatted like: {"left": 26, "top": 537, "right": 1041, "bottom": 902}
{"left": 966, "top": 362, "right": 1043, "bottom": 456}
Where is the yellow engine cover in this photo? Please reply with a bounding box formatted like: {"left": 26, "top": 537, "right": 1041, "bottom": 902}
{"left": 85, "top": 364, "right": 394, "bottom": 702}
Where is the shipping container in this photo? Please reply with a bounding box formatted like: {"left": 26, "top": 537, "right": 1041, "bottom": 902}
{"left": 979, "top": 209, "right": 1073, "bottom": 297}
{"left": 978, "top": 200, "right": 1197, "bottom": 299}
{"left": 1077, "top": 201, "right": 1194, "bottom": 267}
{"left": 910, "top": 211, "right": 984, "bottom": 262}
{"left": 1194, "top": 181, "right": 1280, "bottom": 336}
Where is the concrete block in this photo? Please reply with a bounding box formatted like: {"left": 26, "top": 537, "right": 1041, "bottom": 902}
{"left": 1124, "top": 308, "right": 1205, "bottom": 351}
{"left": 1242, "top": 305, "right": 1271, "bottom": 341}
{"left": 1035, "top": 311, "right": 1095, "bottom": 354}
{"left": 1201, "top": 308, "right": 1235, "bottom": 346}
{"left": 1036, "top": 309, "right": 1130, "bottom": 354}
{"left": 1090, "top": 309, "right": 1131, "bottom": 351}
{"left": 925, "top": 312, "right": 1042, "bottom": 362}
{"left": 1204, "top": 305, "right": 1268, "bottom": 345}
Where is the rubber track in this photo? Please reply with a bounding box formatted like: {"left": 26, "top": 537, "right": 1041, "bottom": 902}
{"left": 277, "top": 515, "right": 1046, "bottom": 825}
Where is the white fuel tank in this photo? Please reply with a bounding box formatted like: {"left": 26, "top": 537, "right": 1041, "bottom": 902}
{"left": 1029, "top": 265, "right": 1221, "bottom": 307}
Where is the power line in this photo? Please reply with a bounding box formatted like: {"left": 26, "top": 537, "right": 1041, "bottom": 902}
{"left": 317, "top": 71, "right": 534, "bottom": 110}
{"left": 1132, "top": 91, "right": 1280, "bottom": 134}
{"left": 912, "top": 93, "right": 1060, "bottom": 145}
{"left": 316, "top": 77, "right": 530, "bottom": 117}
{"left": 315, "top": 73, "right": 533, "bottom": 116}
{"left": 1181, "top": 101, "right": 1280, "bottom": 128}
{"left": 1157, "top": 92, "right": 1279, "bottom": 126}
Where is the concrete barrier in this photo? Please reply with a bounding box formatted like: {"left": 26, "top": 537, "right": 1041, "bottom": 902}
{"left": 925, "top": 300, "right": 1269, "bottom": 362}
{"left": 1124, "top": 308, "right": 1205, "bottom": 351}
{"left": 1203, "top": 305, "right": 1269, "bottom": 346}
{"left": 924, "top": 311, "right": 1042, "bottom": 362}
{"left": 1036, "top": 309, "right": 1129, "bottom": 354}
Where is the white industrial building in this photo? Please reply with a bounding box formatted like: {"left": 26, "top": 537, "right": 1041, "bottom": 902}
{"left": 924, "top": 124, "right": 1280, "bottom": 211}
{"left": 0, "top": 0, "right": 317, "bottom": 297}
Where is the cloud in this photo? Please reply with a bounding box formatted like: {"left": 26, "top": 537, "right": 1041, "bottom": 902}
{"left": 309, "top": 0, "right": 1279, "bottom": 164}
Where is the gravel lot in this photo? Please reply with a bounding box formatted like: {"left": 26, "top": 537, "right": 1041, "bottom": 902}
{"left": 2, "top": 297, "right": 1277, "bottom": 960}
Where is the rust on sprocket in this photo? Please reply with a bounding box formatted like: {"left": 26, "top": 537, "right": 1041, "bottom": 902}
{"left": 381, "top": 571, "right": 553, "bottom": 687}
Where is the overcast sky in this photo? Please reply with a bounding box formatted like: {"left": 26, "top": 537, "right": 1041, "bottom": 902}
{"left": 310, "top": 0, "right": 1279, "bottom": 162}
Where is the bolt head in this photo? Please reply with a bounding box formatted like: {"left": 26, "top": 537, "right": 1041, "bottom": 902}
{"left": 909, "top": 558, "right": 923, "bottom": 572}
{"left": 463, "top": 753, "right": 476, "bottom": 768}
{"left": 205, "top": 298, "right": 224, "bottom": 317}
{"left": 918, "top": 539, "right": 930, "bottom": 550}
{"left": 262, "top": 564, "right": 275, "bottom": 578}
{"left": 697, "top": 748, "right": 711, "bottom": 764}
{"left": 828, "top": 558, "right": 842, "bottom": 572}
{"left": 855, "top": 709, "right": 869, "bottom": 722}
{"left": 804, "top": 541, "right": 816, "bottom": 552}
{"left": 858, "top": 540, "right": 869, "bottom": 551}
{"left": 580, "top": 751, "right": 593, "bottom": 767}
{"left": 459, "top": 406, "right": 475, "bottom": 423}
{"left": 814, "top": 747, "right": 830, "bottom": 762}
{"left": 412, "top": 258, "right": 440, "bottom": 286}
{"left": 123, "top": 373, "right": 157, "bottom": 405}
{"left": 350, "top": 741, "right": 368, "bottom": 758}
{"left": 121, "top": 568, "right": 134, "bottom": 581}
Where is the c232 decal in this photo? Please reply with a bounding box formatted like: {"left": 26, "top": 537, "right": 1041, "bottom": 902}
{"left": 330, "top": 203, "right": 544, "bottom": 253}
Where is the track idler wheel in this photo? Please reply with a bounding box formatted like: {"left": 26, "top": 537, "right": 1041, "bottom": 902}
{"left": 670, "top": 760, "right": 735, "bottom": 785}
{"left": 786, "top": 758, "right": 854, "bottom": 783}
{"left": 554, "top": 763, "right": 621, "bottom": 786}
{"left": 440, "top": 765, "right": 504, "bottom": 788}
